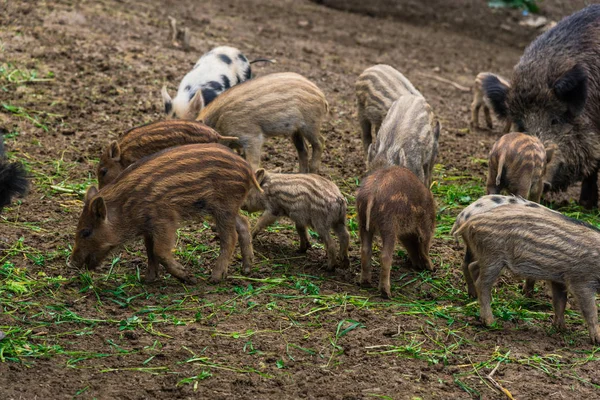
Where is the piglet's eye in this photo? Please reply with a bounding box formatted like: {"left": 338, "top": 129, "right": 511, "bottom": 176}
{"left": 80, "top": 229, "right": 92, "bottom": 238}
{"left": 100, "top": 168, "right": 108, "bottom": 177}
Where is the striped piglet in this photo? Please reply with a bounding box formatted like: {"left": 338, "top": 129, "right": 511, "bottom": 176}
{"left": 454, "top": 202, "right": 600, "bottom": 344}
{"left": 243, "top": 169, "right": 350, "bottom": 270}
{"left": 356, "top": 64, "right": 422, "bottom": 154}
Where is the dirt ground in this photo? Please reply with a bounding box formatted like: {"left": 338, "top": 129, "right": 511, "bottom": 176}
{"left": 1, "top": 0, "right": 599, "bottom": 399}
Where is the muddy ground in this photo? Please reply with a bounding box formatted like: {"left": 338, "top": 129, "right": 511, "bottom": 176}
{"left": 1, "top": 0, "right": 599, "bottom": 399}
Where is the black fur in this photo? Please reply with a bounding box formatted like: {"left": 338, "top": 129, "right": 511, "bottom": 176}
{"left": 201, "top": 88, "right": 218, "bottom": 106}
{"left": 490, "top": 196, "right": 503, "bottom": 204}
{"left": 238, "top": 53, "right": 248, "bottom": 63}
{"left": 164, "top": 101, "right": 173, "bottom": 115}
{"left": 553, "top": 64, "right": 588, "bottom": 118}
{"left": 525, "top": 202, "right": 540, "bottom": 208}
{"left": 0, "top": 160, "right": 29, "bottom": 212}
{"left": 508, "top": 197, "right": 518, "bottom": 204}
{"left": 244, "top": 67, "right": 252, "bottom": 80}
{"left": 185, "top": 85, "right": 191, "bottom": 91}
{"left": 221, "top": 75, "right": 231, "bottom": 89}
{"left": 482, "top": 75, "right": 509, "bottom": 119}
{"left": 218, "top": 54, "right": 232, "bottom": 65}
{"left": 194, "top": 199, "right": 206, "bottom": 209}
{"left": 207, "top": 81, "right": 223, "bottom": 91}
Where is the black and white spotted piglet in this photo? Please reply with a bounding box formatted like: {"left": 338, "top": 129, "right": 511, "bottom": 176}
{"left": 162, "top": 46, "right": 273, "bottom": 120}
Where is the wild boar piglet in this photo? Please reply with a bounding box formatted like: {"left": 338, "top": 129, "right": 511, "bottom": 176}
{"left": 471, "top": 72, "right": 511, "bottom": 132}
{"left": 97, "top": 120, "right": 238, "bottom": 188}
{"left": 356, "top": 166, "right": 436, "bottom": 299}
{"left": 243, "top": 169, "right": 350, "bottom": 270}
{"left": 198, "top": 72, "right": 328, "bottom": 173}
{"left": 72, "top": 144, "right": 260, "bottom": 284}
{"left": 455, "top": 203, "right": 600, "bottom": 344}
{"left": 356, "top": 64, "right": 422, "bottom": 154}
{"left": 162, "top": 46, "right": 272, "bottom": 120}
{"left": 486, "top": 132, "right": 556, "bottom": 203}
{"left": 451, "top": 195, "right": 559, "bottom": 297}
{"left": 367, "top": 94, "right": 440, "bottom": 187}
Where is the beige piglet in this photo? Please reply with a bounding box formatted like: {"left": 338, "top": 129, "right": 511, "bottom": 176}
{"left": 197, "top": 72, "right": 329, "bottom": 173}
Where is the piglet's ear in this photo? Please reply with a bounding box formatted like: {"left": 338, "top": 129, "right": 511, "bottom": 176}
{"left": 254, "top": 168, "right": 266, "bottom": 185}
{"left": 544, "top": 142, "right": 558, "bottom": 164}
{"left": 482, "top": 74, "right": 509, "bottom": 119}
{"left": 187, "top": 90, "right": 205, "bottom": 119}
{"left": 553, "top": 64, "right": 588, "bottom": 118}
{"left": 90, "top": 196, "right": 107, "bottom": 221}
{"left": 162, "top": 86, "right": 173, "bottom": 115}
{"left": 108, "top": 141, "right": 121, "bottom": 162}
{"left": 85, "top": 186, "right": 98, "bottom": 202}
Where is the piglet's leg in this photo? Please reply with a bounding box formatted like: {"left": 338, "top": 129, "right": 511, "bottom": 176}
{"left": 359, "top": 118, "right": 372, "bottom": 155}
{"left": 211, "top": 213, "right": 238, "bottom": 283}
{"left": 334, "top": 222, "right": 350, "bottom": 269}
{"left": 470, "top": 100, "right": 480, "bottom": 129}
{"left": 379, "top": 232, "right": 396, "bottom": 299}
{"left": 296, "top": 224, "right": 311, "bottom": 253}
{"left": 522, "top": 279, "right": 536, "bottom": 298}
{"left": 153, "top": 224, "right": 196, "bottom": 284}
{"left": 251, "top": 211, "right": 278, "bottom": 238}
{"left": 316, "top": 227, "right": 337, "bottom": 271}
{"left": 570, "top": 284, "right": 600, "bottom": 344}
{"left": 292, "top": 132, "right": 309, "bottom": 174}
{"left": 483, "top": 106, "right": 493, "bottom": 129}
{"left": 143, "top": 235, "right": 159, "bottom": 283}
{"left": 579, "top": 168, "right": 599, "bottom": 210}
{"left": 462, "top": 247, "right": 477, "bottom": 298}
{"left": 235, "top": 214, "right": 254, "bottom": 275}
{"left": 473, "top": 260, "right": 503, "bottom": 326}
{"left": 550, "top": 281, "right": 567, "bottom": 331}
{"left": 359, "top": 226, "right": 374, "bottom": 288}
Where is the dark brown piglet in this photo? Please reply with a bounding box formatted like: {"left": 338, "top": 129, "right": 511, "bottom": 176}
{"left": 97, "top": 120, "right": 238, "bottom": 188}
{"left": 72, "top": 143, "right": 260, "bottom": 284}
{"left": 356, "top": 166, "right": 436, "bottom": 298}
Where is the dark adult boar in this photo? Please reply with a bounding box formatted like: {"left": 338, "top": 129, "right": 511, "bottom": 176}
{"left": 72, "top": 144, "right": 260, "bottom": 284}
{"left": 483, "top": 5, "right": 600, "bottom": 208}
{"left": 97, "top": 120, "right": 237, "bottom": 188}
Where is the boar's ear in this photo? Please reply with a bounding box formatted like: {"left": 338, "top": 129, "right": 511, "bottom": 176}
{"left": 108, "top": 141, "right": 121, "bottom": 162}
{"left": 90, "top": 196, "right": 107, "bottom": 221}
{"left": 482, "top": 74, "right": 509, "bottom": 119}
{"left": 187, "top": 89, "right": 205, "bottom": 119}
{"left": 553, "top": 64, "right": 587, "bottom": 117}
{"left": 84, "top": 186, "right": 98, "bottom": 203}
{"left": 161, "top": 86, "right": 173, "bottom": 115}
{"left": 254, "top": 168, "right": 266, "bottom": 185}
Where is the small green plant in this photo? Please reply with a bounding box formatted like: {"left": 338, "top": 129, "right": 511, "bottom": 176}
{"left": 488, "top": 0, "right": 539, "bottom": 13}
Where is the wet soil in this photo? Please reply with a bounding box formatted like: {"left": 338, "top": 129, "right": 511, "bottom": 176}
{"left": 1, "top": 0, "right": 598, "bottom": 399}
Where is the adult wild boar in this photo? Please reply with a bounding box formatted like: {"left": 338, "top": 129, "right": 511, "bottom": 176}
{"left": 484, "top": 5, "right": 600, "bottom": 208}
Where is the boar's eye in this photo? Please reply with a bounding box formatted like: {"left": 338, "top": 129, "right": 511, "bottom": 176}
{"left": 99, "top": 168, "right": 108, "bottom": 177}
{"left": 551, "top": 118, "right": 560, "bottom": 126}
{"left": 80, "top": 228, "right": 92, "bottom": 238}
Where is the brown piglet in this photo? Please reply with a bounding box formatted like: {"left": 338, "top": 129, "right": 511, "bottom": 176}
{"left": 97, "top": 120, "right": 238, "bottom": 188}
{"left": 356, "top": 166, "right": 436, "bottom": 298}
{"left": 487, "top": 132, "right": 556, "bottom": 203}
{"left": 72, "top": 143, "right": 260, "bottom": 284}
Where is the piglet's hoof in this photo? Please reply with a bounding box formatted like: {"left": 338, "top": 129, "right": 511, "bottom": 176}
{"left": 338, "top": 257, "right": 350, "bottom": 269}
{"left": 380, "top": 289, "right": 392, "bottom": 299}
{"left": 359, "top": 280, "right": 372, "bottom": 288}
{"left": 177, "top": 274, "right": 197, "bottom": 285}
{"left": 209, "top": 270, "right": 227, "bottom": 284}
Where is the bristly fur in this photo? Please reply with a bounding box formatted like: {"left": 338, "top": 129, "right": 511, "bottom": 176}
{"left": 355, "top": 64, "right": 423, "bottom": 154}
{"left": 458, "top": 203, "right": 600, "bottom": 344}
{"left": 0, "top": 160, "right": 29, "bottom": 211}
